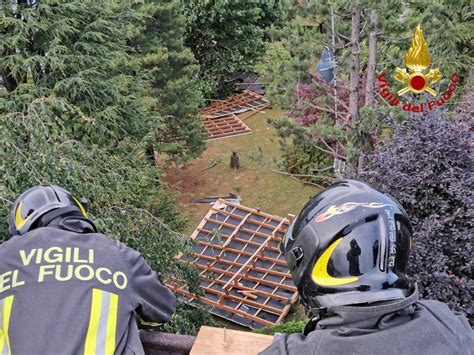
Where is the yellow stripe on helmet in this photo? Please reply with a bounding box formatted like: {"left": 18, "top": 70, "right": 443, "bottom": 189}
{"left": 14, "top": 201, "right": 30, "bottom": 230}
{"left": 73, "top": 197, "right": 88, "bottom": 218}
{"left": 312, "top": 238, "right": 359, "bottom": 286}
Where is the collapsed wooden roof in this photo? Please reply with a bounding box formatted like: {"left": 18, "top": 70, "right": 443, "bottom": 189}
{"left": 167, "top": 200, "right": 298, "bottom": 329}
{"left": 201, "top": 90, "right": 269, "bottom": 119}
{"left": 201, "top": 90, "right": 270, "bottom": 140}
{"left": 203, "top": 114, "right": 251, "bottom": 141}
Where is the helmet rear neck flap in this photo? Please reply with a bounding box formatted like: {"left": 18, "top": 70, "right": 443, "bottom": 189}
{"left": 283, "top": 180, "right": 412, "bottom": 309}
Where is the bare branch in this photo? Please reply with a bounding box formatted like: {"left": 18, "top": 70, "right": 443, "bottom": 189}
{"left": 309, "top": 139, "right": 347, "bottom": 160}
{"left": 304, "top": 101, "right": 348, "bottom": 116}
{"left": 270, "top": 169, "right": 329, "bottom": 189}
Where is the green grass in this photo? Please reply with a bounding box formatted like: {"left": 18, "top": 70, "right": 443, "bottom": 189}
{"left": 165, "top": 108, "right": 320, "bottom": 234}
{"left": 164, "top": 108, "right": 314, "bottom": 330}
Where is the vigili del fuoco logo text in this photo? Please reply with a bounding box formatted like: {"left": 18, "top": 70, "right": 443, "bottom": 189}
{"left": 377, "top": 25, "right": 458, "bottom": 113}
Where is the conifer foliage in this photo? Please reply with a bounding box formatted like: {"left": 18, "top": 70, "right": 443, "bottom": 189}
{"left": 259, "top": 1, "right": 472, "bottom": 171}
{"left": 1, "top": 0, "right": 208, "bottom": 332}
{"left": 181, "top": 0, "right": 290, "bottom": 97}
{"left": 133, "top": 0, "right": 205, "bottom": 160}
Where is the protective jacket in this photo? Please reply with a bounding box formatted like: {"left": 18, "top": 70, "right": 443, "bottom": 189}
{"left": 260, "top": 288, "right": 473, "bottom": 355}
{"left": 0, "top": 223, "right": 176, "bottom": 355}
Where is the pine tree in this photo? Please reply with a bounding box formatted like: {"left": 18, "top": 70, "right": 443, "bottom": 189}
{"left": 258, "top": 0, "right": 472, "bottom": 171}
{"left": 1, "top": 0, "right": 211, "bottom": 333}
{"left": 181, "top": 0, "right": 290, "bottom": 97}
{"left": 132, "top": 0, "right": 205, "bottom": 161}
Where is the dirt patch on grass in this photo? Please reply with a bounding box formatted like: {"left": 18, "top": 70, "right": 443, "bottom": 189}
{"left": 164, "top": 108, "right": 320, "bottom": 234}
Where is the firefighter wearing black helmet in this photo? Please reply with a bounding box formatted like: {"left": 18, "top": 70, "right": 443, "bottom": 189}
{"left": 261, "top": 180, "right": 473, "bottom": 355}
{"left": 1, "top": 185, "right": 176, "bottom": 355}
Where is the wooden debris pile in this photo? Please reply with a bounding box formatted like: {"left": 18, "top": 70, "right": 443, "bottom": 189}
{"left": 167, "top": 200, "right": 298, "bottom": 329}
{"left": 200, "top": 90, "right": 270, "bottom": 141}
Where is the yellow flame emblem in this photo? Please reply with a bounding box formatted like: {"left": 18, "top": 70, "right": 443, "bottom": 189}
{"left": 394, "top": 25, "right": 441, "bottom": 96}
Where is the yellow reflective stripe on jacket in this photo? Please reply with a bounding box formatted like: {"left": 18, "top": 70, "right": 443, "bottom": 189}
{"left": 105, "top": 293, "right": 118, "bottom": 355}
{"left": 0, "top": 295, "right": 14, "bottom": 355}
{"left": 84, "top": 289, "right": 103, "bottom": 354}
{"left": 84, "top": 289, "right": 119, "bottom": 355}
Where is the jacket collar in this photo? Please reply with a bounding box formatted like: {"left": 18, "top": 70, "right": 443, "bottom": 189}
{"left": 48, "top": 215, "right": 96, "bottom": 234}
{"left": 304, "top": 285, "right": 418, "bottom": 335}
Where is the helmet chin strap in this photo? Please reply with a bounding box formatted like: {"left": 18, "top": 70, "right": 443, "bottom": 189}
{"left": 301, "top": 300, "right": 325, "bottom": 336}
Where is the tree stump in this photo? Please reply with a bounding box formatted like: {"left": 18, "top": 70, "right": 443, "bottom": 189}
{"left": 230, "top": 152, "right": 240, "bottom": 170}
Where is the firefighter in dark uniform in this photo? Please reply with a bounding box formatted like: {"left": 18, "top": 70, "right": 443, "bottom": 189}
{"left": 261, "top": 180, "right": 473, "bottom": 355}
{"left": 0, "top": 185, "right": 176, "bottom": 355}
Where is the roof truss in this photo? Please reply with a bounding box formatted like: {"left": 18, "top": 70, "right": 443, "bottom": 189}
{"left": 167, "top": 200, "right": 298, "bottom": 329}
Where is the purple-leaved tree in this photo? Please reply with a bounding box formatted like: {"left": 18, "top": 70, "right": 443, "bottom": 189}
{"left": 350, "top": 111, "right": 473, "bottom": 320}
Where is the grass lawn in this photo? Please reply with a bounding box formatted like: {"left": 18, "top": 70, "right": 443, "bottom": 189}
{"left": 164, "top": 108, "right": 321, "bottom": 235}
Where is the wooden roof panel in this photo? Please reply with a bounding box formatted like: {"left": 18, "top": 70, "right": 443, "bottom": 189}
{"left": 202, "top": 114, "right": 252, "bottom": 141}
{"left": 167, "top": 200, "right": 298, "bottom": 329}
{"left": 200, "top": 90, "right": 270, "bottom": 119}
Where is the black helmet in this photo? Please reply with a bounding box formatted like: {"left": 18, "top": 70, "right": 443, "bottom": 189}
{"left": 282, "top": 180, "right": 412, "bottom": 309}
{"left": 8, "top": 185, "right": 92, "bottom": 237}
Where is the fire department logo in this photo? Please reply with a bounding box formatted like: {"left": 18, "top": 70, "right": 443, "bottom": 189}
{"left": 394, "top": 25, "right": 441, "bottom": 96}
{"left": 377, "top": 24, "right": 458, "bottom": 113}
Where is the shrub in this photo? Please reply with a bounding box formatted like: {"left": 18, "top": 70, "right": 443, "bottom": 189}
{"left": 254, "top": 320, "right": 306, "bottom": 335}
{"left": 351, "top": 112, "right": 473, "bottom": 319}
{"left": 282, "top": 144, "right": 333, "bottom": 184}
{"left": 271, "top": 117, "right": 335, "bottom": 186}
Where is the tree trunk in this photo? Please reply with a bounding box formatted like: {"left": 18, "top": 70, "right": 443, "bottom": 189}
{"left": 365, "top": 10, "right": 378, "bottom": 106}
{"left": 349, "top": 5, "right": 361, "bottom": 123}
{"left": 146, "top": 146, "right": 156, "bottom": 166}
{"left": 1, "top": 72, "right": 20, "bottom": 92}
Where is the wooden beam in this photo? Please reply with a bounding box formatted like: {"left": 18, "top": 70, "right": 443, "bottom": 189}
{"left": 215, "top": 198, "right": 289, "bottom": 224}
{"left": 195, "top": 240, "right": 287, "bottom": 266}
{"left": 168, "top": 284, "right": 274, "bottom": 327}
{"left": 199, "top": 285, "right": 283, "bottom": 314}
{"left": 222, "top": 219, "right": 287, "bottom": 291}
{"left": 193, "top": 263, "right": 296, "bottom": 292}
{"left": 200, "top": 275, "right": 288, "bottom": 302}
{"left": 210, "top": 207, "right": 288, "bottom": 231}
{"left": 195, "top": 253, "right": 291, "bottom": 278}
{"left": 196, "top": 227, "right": 282, "bottom": 254}
{"left": 182, "top": 199, "right": 298, "bottom": 328}
{"left": 190, "top": 326, "right": 273, "bottom": 355}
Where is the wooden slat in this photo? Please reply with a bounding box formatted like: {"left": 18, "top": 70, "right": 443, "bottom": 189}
{"left": 211, "top": 205, "right": 287, "bottom": 228}
{"left": 196, "top": 227, "right": 282, "bottom": 253}
{"left": 202, "top": 114, "right": 252, "bottom": 140}
{"left": 170, "top": 200, "right": 297, "bottom": 329}
{"left": 168, "top": 285, "right": 274, "bottom": 327}
{"left": 223, "top": 219, "right": 287, "bottom": 290}
{"left": 195, "top": 253, "right": 291, "bottom": 278}
{"left": 202, "top": 210, "right": 252, "bottom": 291}
{"left": 190, "top": 326, "right": 273, "bottom": 355}
{"left": 192, "top": 263, "right": 296, "bottom": 292}
{"left": 200, "top": 90, "right": 269, "bottom": 119}
{"left": 200, "top": 275, "right": 288, "bottom": 302}
{"left": 198, "top": 285, "right": 283, "bottom": 314}
{"left": 195, "top": 240, "right": 287, "bottom": 266}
